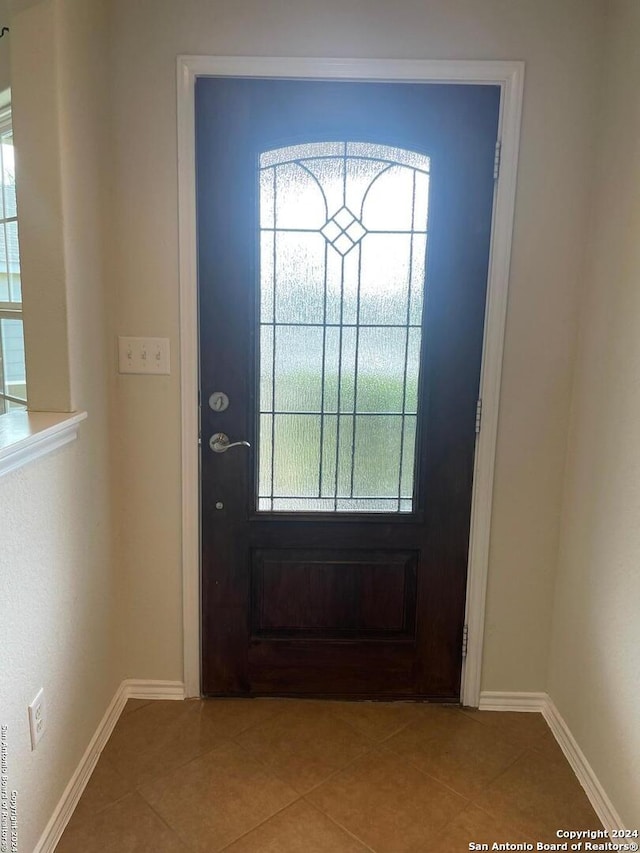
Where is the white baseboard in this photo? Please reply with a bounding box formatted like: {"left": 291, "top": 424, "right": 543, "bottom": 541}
{"left": 478, "top": 691, "right": 548, "bottom": 712}
{"left": 123, "top": 679, "right": 186, "bottom": 700}
{"left": 479, "top": 691, "right": 625, "bottom": 835}
{"left": 35, "top": 679, "right": 185, "bottom": 853}
{"left": 542, "top": 696, "right": 625, "bottom": 836}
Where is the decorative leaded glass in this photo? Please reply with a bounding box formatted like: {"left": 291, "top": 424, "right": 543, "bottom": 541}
{"left": 257, "top": 141, "right": 430, "bottom": 512}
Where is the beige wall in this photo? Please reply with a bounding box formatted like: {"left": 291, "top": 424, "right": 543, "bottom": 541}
{"left": 0, "top": 1, "right": 117, "bottom": 849}
{"left": 10, "top": 0, "right": 73, "bottom": 411}
{"left": 548, "top": 0, "right": 640, "bottom": 826}
{"left": 0, "top": 1, "right": 9, "bottom": 91}
{"left": 108, "top": 0, "right": 604, "bottom": 689}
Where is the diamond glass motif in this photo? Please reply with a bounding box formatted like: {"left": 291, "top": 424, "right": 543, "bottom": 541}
{"left": 321, "top": 206, "right": 366, "bottom": 256}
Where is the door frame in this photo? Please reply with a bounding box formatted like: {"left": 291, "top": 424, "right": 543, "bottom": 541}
{"left": 177, "top": 55, "right": 525, "bottom": 704}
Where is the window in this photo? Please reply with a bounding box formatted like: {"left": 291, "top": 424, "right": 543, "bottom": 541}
{"left": 257, "top": 141, "right": 430, "bottom": 512}
{"left": 0, "top": 104, "right": 26, "bottom": 415}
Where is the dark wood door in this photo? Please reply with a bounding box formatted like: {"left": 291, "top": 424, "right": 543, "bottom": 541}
{"left": 196, "top": 78, "right": 499, "bottom": 700}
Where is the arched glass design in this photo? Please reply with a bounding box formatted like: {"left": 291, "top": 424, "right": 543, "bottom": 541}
{"left": 257, "top": 141, "right": 430, "bottom": 512}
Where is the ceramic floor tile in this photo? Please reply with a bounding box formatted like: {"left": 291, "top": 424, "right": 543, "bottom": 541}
{"left": 196, "top": 697, "right": 292, "bottom": 737}
{"left": 531, "top": 729, "right": 567, "bottom": 761}
{"left": 71, "top": 753, "right": 132, "bottom": 820}
{"left": 386, "top": 710, "right": 525, "bottom": 799}
{"left": 121, "top": 698, "right": 152, "bottom": 716}
{"left": 65, "top": 699, "right": 605, "bottom": 853}
{"left": 474, "top": 748, "right": 603, "bottom": 840}
{"left": 56, "top": 792, "right": 189, "bottom": 853}
{"left": 380, "top": 703, "right": 472, "bottom": 744}
{"left": 382, "top": 704, "right": 478, "bottom": 754}
{"left": 327, "top": 700, "right": 425, "bottom": 742}
{"left": 430, "top": 804, "right": 534, "bottom": 852}
{"left": 459, "top": 709, "right": 553, "bottom": 750}
{"left": 235, "top": 700, "right": 373, "bottom": 793}
{"left": 222, "top": 800, "right": 371, "bottom": 852}
{"left": 307, "top": 747, "right": 468, "bottom": 853}
{"left": 138, "top": 739, "right": 298, "bottom": 852}
{"left": 102, "top": 699, "right": 230, "bottom": 786}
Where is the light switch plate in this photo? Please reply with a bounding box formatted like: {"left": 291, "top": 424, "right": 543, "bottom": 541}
{"left": 118, "top": 337, "right": 170, "bottom": 375}
{"left": 28, "top": 687, "right": 46, "bottom": 750}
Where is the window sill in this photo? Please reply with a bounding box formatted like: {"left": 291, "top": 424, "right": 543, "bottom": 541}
{"left": 0, "top": 410, "right": 88, "bottom": 478}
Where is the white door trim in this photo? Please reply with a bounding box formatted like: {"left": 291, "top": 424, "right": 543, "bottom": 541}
{"left": 177, "top": 56, "right": 525, "bottom": 703}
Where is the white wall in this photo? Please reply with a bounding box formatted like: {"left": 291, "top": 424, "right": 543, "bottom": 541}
{"left": 108, "top": 0, "right": 604, "bottom": 690}
{"left": 548, "top": 0, "right": 640, "bottom": 827}
{"left": 0, "top": 1, "right": 118, "bottom": 850}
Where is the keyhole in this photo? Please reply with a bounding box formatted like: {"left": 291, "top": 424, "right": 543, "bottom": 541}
{"left": 209, "top": 392, "right": 229, "bottom": 412}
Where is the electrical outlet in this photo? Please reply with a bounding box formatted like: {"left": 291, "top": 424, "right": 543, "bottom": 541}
{"left": 118, "top": 336, "right": 171, "bottom": 375}
{"left": 28, "top": 688, "right": 46, "bottom": 750}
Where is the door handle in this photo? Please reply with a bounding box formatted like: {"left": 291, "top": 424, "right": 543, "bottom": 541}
{"left": 209, "top": 432, "right": 251, "bottom": 453}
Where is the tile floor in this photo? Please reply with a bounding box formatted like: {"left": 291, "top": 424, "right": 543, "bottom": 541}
{"left": 56, "top": 698, "right": 602, "bottom": 852}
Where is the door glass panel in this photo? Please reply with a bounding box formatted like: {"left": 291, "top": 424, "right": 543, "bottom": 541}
{"left": 257, "top": 141, "right": 430, "bottom": 512}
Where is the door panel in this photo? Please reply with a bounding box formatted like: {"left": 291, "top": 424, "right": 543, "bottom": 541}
{"left": 196, "top": 78, "right": 499, "bottom": 699}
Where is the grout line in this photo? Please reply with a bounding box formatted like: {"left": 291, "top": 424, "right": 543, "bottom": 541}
{"left": 464, "top": 747, "right": 535, "bottom": 810}
{"left": 298, "top": 742, "right": 379, "bottom": 798}
{"left": 229, "top": 733, "right": 378, "bottom": 799}
{"left": 59, "top": 790, "right": 195, "bottom": 852}
{"left": 373, "top": 743, "right": 473, "bottom": 804}
{"left": 375, "top": 722, "right": 534, "bottom": 806}
{"left": 132, "top": 737, "right": 241, "bottom": 796}
{"left": 302, "top": 799, "right": 379, "bottom": 853}
{"left": 221, "top": 698, "right": 297, "bottom": 739}
{"left": 428, "top": 802, "right": 486, "bottom": 850}
{"left": 217, "top": 797, "right": 304, "bottom": 852}
{"left": 60, "top": 787, "right": 133, "bottom": 829}
{"left": 66, "top": 753, "right": 134, "bottom": 821}
{"left": 135, "top": 791, "right": 200, "bottom": 852}
{"left": 229, "top": 712, "right": 381, "bottom": 798}
{"left": 325, "top": 706, "right": 420, "bottom": 745}
{"left": 457, "top": 706, "right": 555, "bottom": 753}
{"left": 120, "top": 699, "right": 154, "bottom": 717}
{"left": 133, "top": 739, "right": 303, "bottom": 851}
{"left": 471, "top": 801, "right": 538, "bottom": 844}
{"left": 227, "top": 703, "right": 380, "bottom": 796}
{"left": 302, "top": 747, "right": 471, "bottom": 851}
{"left": 109, "top": 699, "right": 293, "bottom": 795}
{"left": 379, "top": 707, "right": 479, "bottom": 753}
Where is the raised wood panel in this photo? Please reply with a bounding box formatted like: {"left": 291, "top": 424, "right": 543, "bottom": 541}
{"left": 251, "top": 549, "right": 417, "bottom": 640}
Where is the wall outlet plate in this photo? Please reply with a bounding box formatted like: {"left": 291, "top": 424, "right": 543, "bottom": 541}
{"left": 28, "top": 687, "right": 46, "bottom": 750}
{"left": 118, "top": 336, "right": 171, "bottom": 375}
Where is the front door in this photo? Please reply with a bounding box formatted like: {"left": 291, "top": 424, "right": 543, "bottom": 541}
{"left": 196, "top": 78, "right": 499, "bottom": 699}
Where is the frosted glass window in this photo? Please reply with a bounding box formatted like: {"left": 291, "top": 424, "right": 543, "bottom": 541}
{"left": 258, "top": 141, "right": 430, "bottom": 512}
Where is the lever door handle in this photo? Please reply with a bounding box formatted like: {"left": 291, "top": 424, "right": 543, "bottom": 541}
{"left": 209, "top": 432, "right": 251, "bottom": 453}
